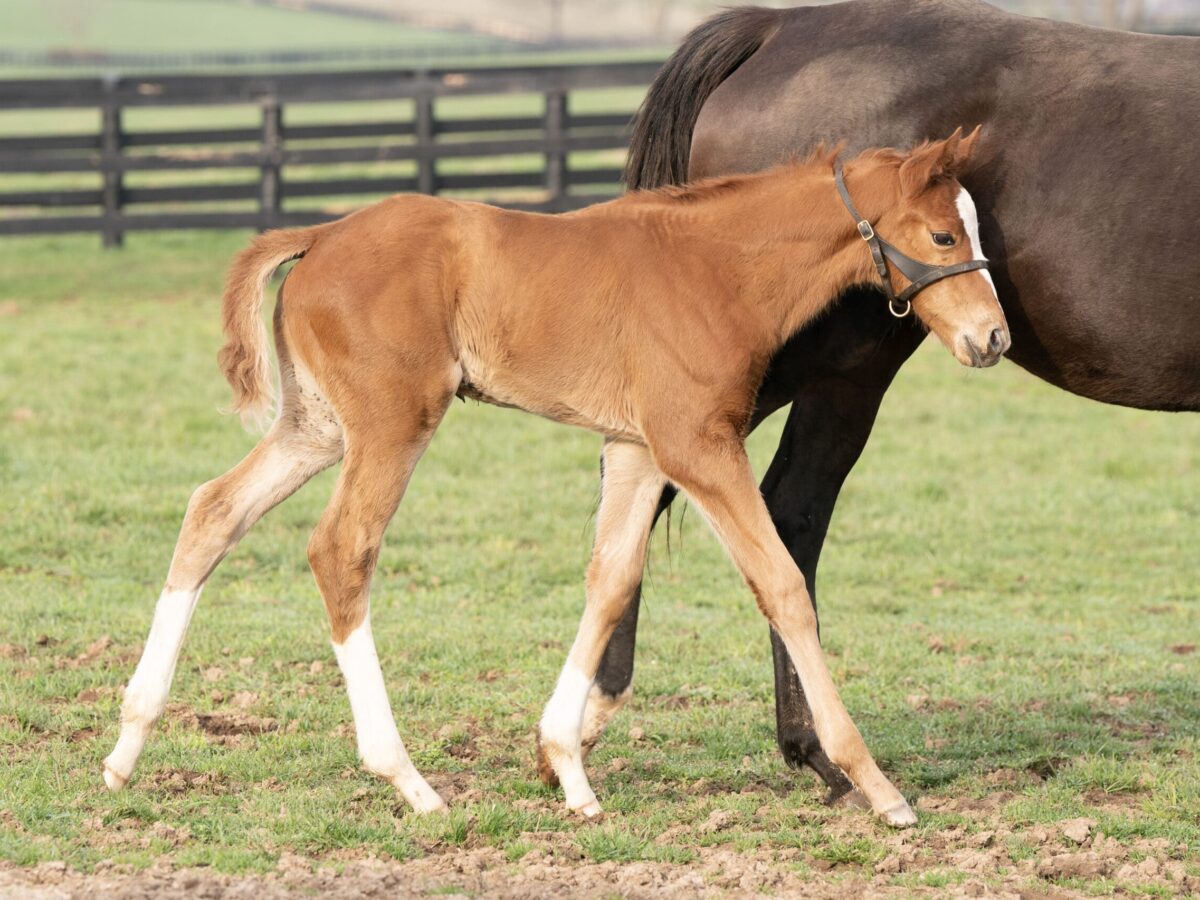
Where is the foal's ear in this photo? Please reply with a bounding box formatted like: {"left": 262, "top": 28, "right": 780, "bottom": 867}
{"left": 955, "top": 124, "right": 984, "bottom": 170}
{"left": 900, "top": 126, "right": 981, "bottom": 196}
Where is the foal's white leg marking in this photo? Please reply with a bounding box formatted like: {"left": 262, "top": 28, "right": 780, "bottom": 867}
{"left": 580, "top": 683, "right": 633, "bottom": 751}
{"left": 956, "top": 187, "right": 998, "bottom": 296}
{"left": 103, "top": 587, "right": 202, "bottom": 790}
{"left": 332, "top": 616, "right": 446, "bottom": 814}
{"left": 538, "top": 663, "right": 601, "bottom": 816}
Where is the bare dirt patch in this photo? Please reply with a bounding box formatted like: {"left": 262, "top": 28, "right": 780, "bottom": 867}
{"left": 0, "top": 851, "right": 958, "bottom": 899}
{"left": 140, "top": 768, "right": 230, "bottom": 795}
{"left": 7, "top": 794, "right": 1198, "bottom": 900}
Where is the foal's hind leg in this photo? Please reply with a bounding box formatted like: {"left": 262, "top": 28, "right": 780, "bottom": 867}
{"left": 538, "top": 441, "right": 666, "bottom": 816}
{"left": 307, "top": 388, "right": 454, "bottom": 814}
{"left": 654, "top": 440, "right": 916, "bottom": 827}
{"left": 104, "top": 422, "right": 341, "bottom": 790}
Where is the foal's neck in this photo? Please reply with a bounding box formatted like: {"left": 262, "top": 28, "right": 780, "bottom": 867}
{"left": 643, "top": 162, "right": 894, "bottom": 346}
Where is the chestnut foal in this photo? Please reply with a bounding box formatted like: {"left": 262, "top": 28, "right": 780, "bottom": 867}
{"left": 104, "top": 130, "right": 1007, "bottom": 827}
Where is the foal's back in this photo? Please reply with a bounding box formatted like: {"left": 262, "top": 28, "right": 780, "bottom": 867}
{"left": 281, "top": 189, "right": 754, "bottom": 440}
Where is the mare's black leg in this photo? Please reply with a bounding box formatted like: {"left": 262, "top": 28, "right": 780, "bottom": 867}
{"left": 756, "top": 328, "right": 922, "bottom": 800}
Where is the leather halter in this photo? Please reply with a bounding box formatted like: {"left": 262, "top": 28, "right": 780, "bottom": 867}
{"left": 834, "top": 163, "right": 990, "bottom": 318}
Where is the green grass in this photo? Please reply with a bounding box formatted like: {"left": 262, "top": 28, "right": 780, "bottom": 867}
{"left": 0, "top": 0, "right": 667, "bottom": 78}
{"left": 0, "top": 0, "right": 500, "bottom": 57}
{"left": 0, "top": 231, "right": 1198, "bottom": 883}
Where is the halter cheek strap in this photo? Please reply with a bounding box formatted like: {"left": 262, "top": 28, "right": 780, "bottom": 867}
{"left": 834, "top": 163, "right": 990, "bottom": 318}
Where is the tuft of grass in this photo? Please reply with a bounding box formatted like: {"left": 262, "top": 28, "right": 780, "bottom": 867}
{"left": 576, "top": 826, "right": 651, "bottom": 863}
{"left": 810, "top": 837, "right": 882, "bottom": 868}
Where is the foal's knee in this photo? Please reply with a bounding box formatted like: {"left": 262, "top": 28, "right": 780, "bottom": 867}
{"left": 750, "top": 574, "right": 817, "bottom": 633}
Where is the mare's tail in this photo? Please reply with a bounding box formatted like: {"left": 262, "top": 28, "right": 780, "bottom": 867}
{"left": 624, "top": 6, "right": 781, "bottom": 190}
{"left": 217, "top": 224, "right": 327, "bottom": 430}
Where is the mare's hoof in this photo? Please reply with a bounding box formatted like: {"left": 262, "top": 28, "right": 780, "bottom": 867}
{"left": 102, "top": 762, "right": 129, "bottom": 792}
{"left": 878, "top": 799, "right": 917, "bottom": 828}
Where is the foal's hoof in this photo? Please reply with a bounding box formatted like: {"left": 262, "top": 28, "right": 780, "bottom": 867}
{"left": 572, "top": 799, "right": 604, "bottom": 819}
{"left": 402, "top": 782, "right": 449, "bottom": 815}
{"left": 415, "top": 797, "right": 449, "bottom": 815}
{"left": 878, "top": 799, "right": 917, "bottom": 828}
{"left": 534, "top": 728, "right": 560, "bottom": 788}
{"left": 102, "top": 762, "right": 129, "bottom": 792}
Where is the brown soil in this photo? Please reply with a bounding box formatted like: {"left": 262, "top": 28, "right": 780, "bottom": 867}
{"left": 0, "top": 851, "right": 990, "bottom": 900}
{"left": 4, "top": 812, "right": 1197, "bottom": 900}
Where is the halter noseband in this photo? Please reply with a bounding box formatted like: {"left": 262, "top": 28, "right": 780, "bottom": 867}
{"left": 834, "top": 163, "right": 990, "bottom": 318}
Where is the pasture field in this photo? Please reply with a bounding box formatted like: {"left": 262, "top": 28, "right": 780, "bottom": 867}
{"left": 0, "top": 231, "right": 1198, "bottom": 897}
{"left": 0, "top": 0, "right": 664, "bottom": 77}
{"left": 0, "top": 0, "right": 504, "bottom": 72}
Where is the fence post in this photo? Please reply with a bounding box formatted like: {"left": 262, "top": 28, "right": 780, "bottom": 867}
{"left": 415, "top": 89, "right": 436, "bottom": 195}
{"left": 544, "top": 88, "right": 567, "bottom": 211}
{"left": 100, "top": 74, "right": 124, "bottom": 248}
{"left": 260, "top": 96, "right": 283, "bottom": 230}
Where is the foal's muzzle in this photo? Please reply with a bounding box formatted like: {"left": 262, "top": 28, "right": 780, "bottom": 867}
{"left": 961, "top": 326, "right": 1010, "bottom": 368}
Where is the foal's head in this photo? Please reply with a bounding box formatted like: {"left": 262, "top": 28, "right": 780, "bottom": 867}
{"left": 855, "top": 128, "right": 1010, "bottom": 368}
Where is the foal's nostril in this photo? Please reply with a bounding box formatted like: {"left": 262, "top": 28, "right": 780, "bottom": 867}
{"left": 988, "top": 327, "right": 1006, "bottom": 355}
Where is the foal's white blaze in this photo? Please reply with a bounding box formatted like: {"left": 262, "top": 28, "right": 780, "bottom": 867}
{"left": 955, "top": 187, "right": 997, "bottom": 296}
{"left": 104, "top": 587, "right": 202, "bottom": 790}
{"left": 539, "top": 663, "right": 600, "bottom": 815}
{"left": 332, "top": 616, "right": 446, "bottom": 813}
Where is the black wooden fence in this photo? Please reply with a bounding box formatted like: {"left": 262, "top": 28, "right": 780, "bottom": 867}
{"left": 0, "top": 62, "right": 661, "bottom": 246}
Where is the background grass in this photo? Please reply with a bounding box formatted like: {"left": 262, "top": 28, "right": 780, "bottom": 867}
{"left": 0, "top": 0, "right": 506, "bottom": 65}
{"left": 0, "top": 230, "right": 1197, "bottom": 892}
{"left": 0, "top": 0, "right": 666, "bottom": 78}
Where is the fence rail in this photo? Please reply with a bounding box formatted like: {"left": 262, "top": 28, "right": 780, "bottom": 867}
{"left": 0, "top": 62, "right": 660, "bottom": 246}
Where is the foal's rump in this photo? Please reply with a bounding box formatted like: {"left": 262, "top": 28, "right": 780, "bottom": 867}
{"left": 218, "top": 195, "right": 464, "bottom": 431}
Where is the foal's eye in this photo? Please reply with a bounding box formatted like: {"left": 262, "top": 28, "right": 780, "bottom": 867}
{"left": 931, "top": 232, "right": 956, "bottom": 247}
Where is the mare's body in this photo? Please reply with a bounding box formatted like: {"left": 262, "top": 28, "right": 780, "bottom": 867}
{"left": 589, "top": 0, "right": 1200, "bottom": 800}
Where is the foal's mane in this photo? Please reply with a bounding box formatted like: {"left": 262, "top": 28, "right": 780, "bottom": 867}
{"left": 634, "top": 144, "right": 902, "bottom": 206}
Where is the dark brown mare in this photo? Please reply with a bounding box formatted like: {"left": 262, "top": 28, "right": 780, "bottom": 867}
{"left": 575, "top": 0, "right": 1200, "bottom": 806}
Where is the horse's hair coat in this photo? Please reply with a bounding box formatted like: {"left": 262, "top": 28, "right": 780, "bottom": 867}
{"left": 108, "top": 136, "right": 1006, "bottom": 830}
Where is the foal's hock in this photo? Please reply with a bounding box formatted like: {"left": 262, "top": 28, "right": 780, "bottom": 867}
{"left": 105, "top": 130, "right": 1007, "bottom": 827}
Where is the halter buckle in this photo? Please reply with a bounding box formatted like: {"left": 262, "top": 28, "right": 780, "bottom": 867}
{"left": 856, "top": 220, "right": 875, "bottom": 241}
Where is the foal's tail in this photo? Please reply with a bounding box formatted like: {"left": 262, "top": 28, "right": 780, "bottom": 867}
{"left": 624, "top": 6, "right": 781, "bottom": 190}
{"left": 217, "top": 224, "right": 326, "bottom": 430}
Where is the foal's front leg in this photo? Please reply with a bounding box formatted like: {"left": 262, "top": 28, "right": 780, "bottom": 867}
{"left": 658, "top": 441, "right": 916, "bottom": 827}
{"left": 573, "top": 483, "right": 676, "bottom": 768}
{"left": 538, "top": 440, "right": 666, "bottom": 816}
